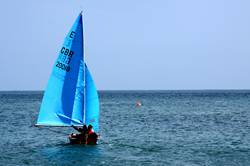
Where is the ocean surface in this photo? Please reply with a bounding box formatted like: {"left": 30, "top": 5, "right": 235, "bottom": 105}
{"left": 0, "top": 90, "right": 250, "bottom": 166}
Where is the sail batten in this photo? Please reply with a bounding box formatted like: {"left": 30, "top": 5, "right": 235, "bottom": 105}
{"left": 36, "top": 13, "right": 99, "bottom": 130}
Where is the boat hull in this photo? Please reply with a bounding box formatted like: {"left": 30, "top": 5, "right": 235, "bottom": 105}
{"left": 68, "top": 134, "right": 98, "bottom": 145}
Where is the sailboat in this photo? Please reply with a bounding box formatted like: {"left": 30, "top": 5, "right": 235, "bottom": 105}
{"left": 36, "top": 12, "right": 99, "bottom": 144}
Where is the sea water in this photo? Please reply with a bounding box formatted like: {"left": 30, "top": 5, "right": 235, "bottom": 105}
{"left": 0, "top": 90, "right": 250, "bottom": 166}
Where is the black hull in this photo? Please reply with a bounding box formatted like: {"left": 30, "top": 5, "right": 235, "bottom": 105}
{"left": 68, "top": 135, "right": 98, "bottom": 145}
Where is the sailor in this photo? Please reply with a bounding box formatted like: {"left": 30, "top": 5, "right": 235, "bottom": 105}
{"left": 71, "top": 124, "right": 88, "bottom": 144}
{"left": 86, "top": 125, "right": 98, "bottom": 145}
{"left": 87, "top": 124, "right": 94, "bottom": 134}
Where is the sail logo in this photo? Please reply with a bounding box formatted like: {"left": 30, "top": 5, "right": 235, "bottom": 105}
{"left": 69, "top": 31, "right": 75, "bottom": 39}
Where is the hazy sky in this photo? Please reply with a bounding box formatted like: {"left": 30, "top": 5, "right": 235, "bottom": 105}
{"left": 0, "top": 0, "right": 250, "bottom": 90}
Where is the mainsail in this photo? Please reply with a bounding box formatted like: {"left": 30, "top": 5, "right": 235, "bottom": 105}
{"left": 36, "top": 13, "right": 99, "bottom": 131}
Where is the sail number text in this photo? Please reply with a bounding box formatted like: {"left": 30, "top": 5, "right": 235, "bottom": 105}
{"left": 56, "top": 47, "right": 74, "bottom": 72}
{"left": 61, "top": 47, "right": 74, "bottom": 57}
{"left": 56, "top": 61, "right": 70, "bottom": 72}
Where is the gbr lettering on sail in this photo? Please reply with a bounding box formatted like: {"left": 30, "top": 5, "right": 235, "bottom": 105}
{"left": 56, "top": 31, "right": 75, "bottom": 72}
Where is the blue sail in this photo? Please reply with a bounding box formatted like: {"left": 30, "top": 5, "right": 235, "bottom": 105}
{"left": 36, "top": 13, "right": 85, "bottom": 126}
{"left": 85, "top": 64, "right": 100, "bottom": 132}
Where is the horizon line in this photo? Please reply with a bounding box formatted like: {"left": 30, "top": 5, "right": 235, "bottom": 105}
{"left": 0, "top": 89, "right": 250, "bottom": 92}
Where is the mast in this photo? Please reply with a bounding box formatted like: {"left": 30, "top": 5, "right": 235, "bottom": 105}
{"left": 81, "top": 12, "right": 86, "bottom": 124}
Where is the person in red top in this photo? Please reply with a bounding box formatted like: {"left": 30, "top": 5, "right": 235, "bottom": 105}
{"left": 87, "top": 125, "right": 94, "bottom": 134}
{"left": 86, "top": 124, "right": 98, "bottom": 145}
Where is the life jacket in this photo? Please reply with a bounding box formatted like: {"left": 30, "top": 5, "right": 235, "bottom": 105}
{"left": 87, "top": 132, "right": 98, "bottom": 145}
{"left": 87, "top": 129, "right": 94, "bottom": 135}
